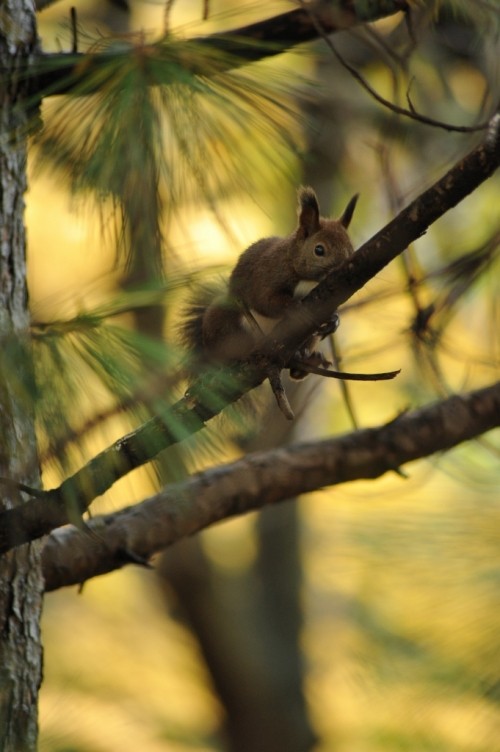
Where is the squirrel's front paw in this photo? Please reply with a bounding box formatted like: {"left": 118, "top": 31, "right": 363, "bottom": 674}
{"left": 317, "top": 313, "right": 340, "bottom": 339}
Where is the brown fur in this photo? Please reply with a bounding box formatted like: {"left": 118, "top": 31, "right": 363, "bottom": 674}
{"left": 182, "top": 187, "right": 358, "bottom": 376}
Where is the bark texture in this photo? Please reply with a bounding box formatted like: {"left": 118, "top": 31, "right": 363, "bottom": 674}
{"left": 29, "top": 0, "right": 409, "bottom": 96}
{"left": 42, "top": 380, "right": 500, "bottom": 591}
{"left": 0, "top": 2, "right": 43, "bottom": 750}
{"left": 0, "top": 115, "right": 498, "bottom": 554}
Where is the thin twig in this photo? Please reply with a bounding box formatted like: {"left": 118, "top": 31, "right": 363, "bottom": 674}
{"left": 301, "top": 1, "right": 491, "bottom": 133}
{"left": 268, "top": 368, "right": 294, "bottom": 420}
{"left": 163, "top": 0, "right": 176, "bottom": 35}
{"left": 327, "top": 336, "right": 359, "bottom": 429}
{"left": 70, "top": 7, "right": 78, "bottom": 54}
{"left": 289, "top": 359, "right": 400, "bottom": 381}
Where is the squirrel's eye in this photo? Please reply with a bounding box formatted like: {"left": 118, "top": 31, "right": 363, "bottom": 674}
{"left": 314, "top": 244, "right": 325, "bottom": 257}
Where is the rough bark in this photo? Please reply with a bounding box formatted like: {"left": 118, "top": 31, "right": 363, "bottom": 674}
{"left": 0, "top": 1, "right": 43, "bottom": 750}
{"left": 41, "top": 380, "right": 500, "bottom": 591}
{"left": 0, "top": 115, "right": 498, "bottom": 555}
{"left": 28, "top": 0, "right": 409, "bottom": 97}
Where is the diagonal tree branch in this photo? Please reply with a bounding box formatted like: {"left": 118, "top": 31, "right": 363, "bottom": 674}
{"left": 265, "top": 113, "right": 500, "bottom": 358}
{"left": 42, "top": 379, "right": 500, "bottom": 591}
{"left": 0, "top": 112, "right": 498, "bottom": 556}
{"left": 27, "top": 1, "right": 409, "bottom": 97}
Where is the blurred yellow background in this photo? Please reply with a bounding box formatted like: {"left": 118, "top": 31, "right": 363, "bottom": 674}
{"left": 31, "top": 1, "right": 500, "bottom": 750}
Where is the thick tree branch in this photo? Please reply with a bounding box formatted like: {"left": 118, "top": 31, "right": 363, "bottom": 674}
{"left": 42, "top": 380, "right": 500, "bottom": 591}
{"left": 264, "top": 113, "right": 500, "bottom": 357}
{"left": 0, "top": 112, "right": 498, "bottom": 556}
{"left": 27, "top": 1, "right": 408, "bottom": 97}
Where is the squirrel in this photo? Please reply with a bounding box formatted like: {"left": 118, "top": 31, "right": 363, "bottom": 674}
{"left": 181, "top": 186, "right": 358, "bottom": 379}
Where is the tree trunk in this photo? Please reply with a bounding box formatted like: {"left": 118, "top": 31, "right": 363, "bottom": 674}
{"left": 0, "top": 2, "right": 43, "bottom": 750}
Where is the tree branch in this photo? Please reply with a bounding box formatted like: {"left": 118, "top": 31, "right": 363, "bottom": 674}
{"left": 304, "top": 6, "right": 491, "bottom": 133}
{"left": 28, "top": 1, "right": 409, "bottom": 97}
{"left": 267, "top": 112, "right": 500, "bottom": 356}
{"left": 42, "top": 380, "right": 500, "bottom": 591}
{"left": 0, "top": 112, "right": 498, "bottom": 555}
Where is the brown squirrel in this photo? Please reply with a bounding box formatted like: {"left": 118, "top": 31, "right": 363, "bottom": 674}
{"left": 182, "top": 186, "right": 358, "bottom": 378}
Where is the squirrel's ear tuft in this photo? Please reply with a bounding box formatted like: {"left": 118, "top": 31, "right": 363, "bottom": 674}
{"left": 297, "top": 186, "right": 320, "bottom": 238}
{"left": 339, "top": 193, "right": 359, "bottom": 229}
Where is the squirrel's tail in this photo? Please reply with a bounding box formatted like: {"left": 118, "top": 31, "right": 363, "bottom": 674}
{"left": 179, "top": 279, "right": 227, "bottom": 355}
{"left": 180, "top": 301, "right": 207, "bottom": 354}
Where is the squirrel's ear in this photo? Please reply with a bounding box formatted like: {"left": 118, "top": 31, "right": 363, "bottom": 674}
{"left": 297, "top": 186, "right": 320, "bottom": 238}
{"left": 339, "top": 193, "right": 359, "bottom": 229}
